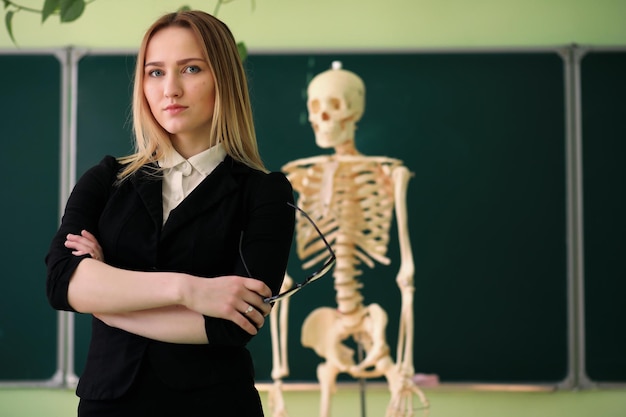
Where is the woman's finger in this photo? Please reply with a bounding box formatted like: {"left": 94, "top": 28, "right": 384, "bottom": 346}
{"left": 80, "top": 229, "right": 98, "bottom": 242}
{"left": 65, "top": 231, "right": 104, "bottom": 261}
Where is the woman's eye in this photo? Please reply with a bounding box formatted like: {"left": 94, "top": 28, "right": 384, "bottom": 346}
{"left": 148, "top": 69, "right": 164, "bottom": 77}
{"left": 184, "top": 65, "right": 201, "bottom": 74}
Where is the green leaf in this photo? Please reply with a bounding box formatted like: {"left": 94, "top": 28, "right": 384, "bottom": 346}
{"left": 237, "top": 41, "right": 247, "bottom": 62}
{"left": 3, "top": 0, "right": 10, "bottom": 10}
{"left": 177, "top": 5, "right": 191, "bottom": 12}
{"left": 59, "top": 0, "right": 85, "bottom": 23}
{"left": 42, "top": 0, "right": 61, "bottom": 23}
{"left": 5, "top": 9, "right": 17, "bottom": 45}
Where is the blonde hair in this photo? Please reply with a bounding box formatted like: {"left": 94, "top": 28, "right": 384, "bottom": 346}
{"left": 118, "top": 10, "right": 265, "bottom": 179}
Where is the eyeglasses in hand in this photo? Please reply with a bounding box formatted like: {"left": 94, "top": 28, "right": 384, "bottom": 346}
{"left": 239, "top": 202, "right": 336, "bottom": 304}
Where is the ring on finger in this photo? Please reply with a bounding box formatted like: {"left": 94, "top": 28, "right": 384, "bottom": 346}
{"left": 244, "top": 305, "right": 254, "bottom": 315}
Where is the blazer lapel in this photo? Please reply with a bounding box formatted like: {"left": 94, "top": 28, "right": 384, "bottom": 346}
{"left": 131, "top": 164, "right": 164, "bottom": 229}
{"left": 160, "top": 156, "right": 241, "bottom": 240}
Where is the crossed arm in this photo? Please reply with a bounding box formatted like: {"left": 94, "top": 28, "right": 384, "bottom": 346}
{"left": 65, "top": 230, "right": 272, "bottom": 344}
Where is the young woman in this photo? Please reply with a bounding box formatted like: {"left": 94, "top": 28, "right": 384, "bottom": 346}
{"left": 45, "top": 10, "right": 294, "bottom": 416}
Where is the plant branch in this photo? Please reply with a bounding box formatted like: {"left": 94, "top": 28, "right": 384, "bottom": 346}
{"left": 213, "top": 0, "right": 223, "bottom": 16}
{"left": 3, "top": 0, "right": 44, "bottom": 14}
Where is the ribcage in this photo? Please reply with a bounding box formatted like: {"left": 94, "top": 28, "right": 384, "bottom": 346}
{"left": 287, "top": 157, "right": 401, "bottom": 273}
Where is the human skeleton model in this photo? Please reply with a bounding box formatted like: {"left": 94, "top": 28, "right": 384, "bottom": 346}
{"left": 268, "top": 62, "right": 428, "bottom": 417}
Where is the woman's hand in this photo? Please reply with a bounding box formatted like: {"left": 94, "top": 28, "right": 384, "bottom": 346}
{"left": 181, "top": 275, "right": 273, "bottom": 335}
{"left": 65, "top": 230, "right": 105, "bottom": 262}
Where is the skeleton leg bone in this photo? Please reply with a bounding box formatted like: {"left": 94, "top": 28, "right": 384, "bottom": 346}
{"left": 317, "top": 361, "right": 341, "bottom": 417}
{"left": 268, "top": 274, "right": 293, "bottom": 417}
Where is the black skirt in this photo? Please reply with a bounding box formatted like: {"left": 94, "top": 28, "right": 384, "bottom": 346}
{"left": 77, "top": 357, "right": 264, "bottom": 417}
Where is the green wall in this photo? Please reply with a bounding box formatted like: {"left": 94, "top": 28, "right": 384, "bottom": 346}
{"left": 1, "top": 0, "right": 625, "bottom": 389}
{"left": 1, "top": 0, "right": 625, "bottom": 49}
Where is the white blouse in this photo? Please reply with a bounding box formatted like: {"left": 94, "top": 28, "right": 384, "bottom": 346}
{"left": 158, "top": 143, "right": 227, "bottom": 225}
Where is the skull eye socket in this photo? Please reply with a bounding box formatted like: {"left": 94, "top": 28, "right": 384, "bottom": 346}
{"left": 330, "top": 98, "right": 341, "bottom": 110}
{"left": 309, "top": 99, "right": 320, "bottom": 113}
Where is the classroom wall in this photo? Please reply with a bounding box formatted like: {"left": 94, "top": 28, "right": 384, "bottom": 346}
{"left": 1, "top": 0, "right": 624, "bottom": 388}
{"left": 1, "top": 0, "right": 625, "bottom": 50}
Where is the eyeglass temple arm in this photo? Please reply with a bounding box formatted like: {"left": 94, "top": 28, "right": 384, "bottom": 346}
{"left": 286, "top": 202, "right": 336, "bottom": 259}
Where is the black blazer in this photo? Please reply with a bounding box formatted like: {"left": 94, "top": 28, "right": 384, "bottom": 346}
{"left": 46, "top": 155, "right": 295, "bottom": 400}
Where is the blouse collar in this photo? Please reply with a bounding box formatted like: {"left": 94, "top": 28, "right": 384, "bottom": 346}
{"left": 158, "top": 143, "right": 227, "bottom": 177}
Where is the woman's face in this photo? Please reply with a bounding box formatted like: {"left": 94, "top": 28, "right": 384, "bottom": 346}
{"left": 143, "top": 26, "right": 216, "bottom": 153}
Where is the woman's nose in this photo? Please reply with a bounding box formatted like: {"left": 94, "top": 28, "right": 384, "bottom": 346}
{"left": 164, "top": 75, "right": 182, "bottom": 98}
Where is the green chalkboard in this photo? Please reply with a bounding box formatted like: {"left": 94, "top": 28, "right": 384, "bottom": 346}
{"left": 581, "top": 49, "right": 626, "bottom": 383}
{"left": 71, "top": 50, "right": 568, "bottom": 384}
{"left": 76, "top": 54, "right": 137, "bottom": 174}
{"left": 0, "top": 53, "right": 62, "bottom": 381}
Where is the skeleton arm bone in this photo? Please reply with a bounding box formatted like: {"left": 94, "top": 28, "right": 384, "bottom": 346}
{"left": 392, "top": 166, "right": 415, "bottom": 287}
{"left": 392, "top": 165, "right": 416, "bottom": 373}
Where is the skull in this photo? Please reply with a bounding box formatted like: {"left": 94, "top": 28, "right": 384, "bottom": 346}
{"left": 307, "top": 61, "right": 365, "bottom": 149}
